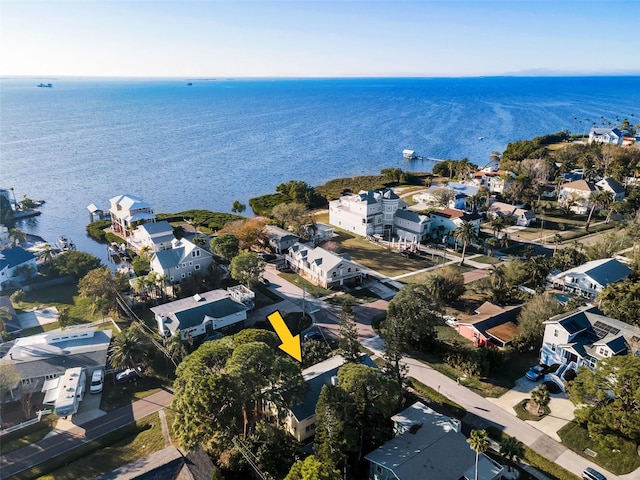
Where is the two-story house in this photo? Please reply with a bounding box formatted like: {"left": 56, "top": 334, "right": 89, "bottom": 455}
{"left": 539, "top": 306, "right": 640, "bottom": 391}
{"left": 468, "top": 170, "right": 515, "bottom": 194}
{"left": 109, "top": 194, "right": 155, "bottom": 238}
{"left": 588, "top": 127, "right": 623, "bottom": 145}
{"left": 283, "top": 354, "right": 377, "bottom": 443}
{"left": 329, "top": 189, "right": 401, "bottom": 237}
{"left": 412, "top": 186, "right": 468, "bottom": 210}
{"left": 596, "top": 177, "right": 625, "bottom": 202}
{"left": 285, "top": 243, "right": 363, "bottom": 289}
{"left": 487, "top": 201, "right": 536, "bottom": 227}
{"left": 150, "top": 237, "right": 213, "bottom": 285}
{"left": 428, "top": 209, "right": 482, "bottom": 244}
{"left": 150, "top": 287, "right": 254, "bottom": 340}
{"left": 128, "top": 220, "right": 176, "bottom": 253}
{"left": 557, "top": 180, "right": 597, "bottom": 214}
{"left": 264, "top": 225, "right": 299, "bottom": 254}
{"left": 548, "top": 258, "right": 632, "bottom": 300}
{"left": 365, "top": 402, "right": 503, "bottom": 480}
{"left": 393, "top": 209, "right": 431, "bottom": 244}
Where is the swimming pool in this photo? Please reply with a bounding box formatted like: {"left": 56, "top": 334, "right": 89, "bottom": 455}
{"left": 555, "top": 293, "right": 571, "bottom": 305}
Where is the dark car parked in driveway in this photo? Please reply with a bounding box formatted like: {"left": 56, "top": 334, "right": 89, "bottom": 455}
{"left": 525, "top": 365, "right": 546, "bottom": 381}
{"left": 115, "top": 367, "right": 142, "bottom": 383}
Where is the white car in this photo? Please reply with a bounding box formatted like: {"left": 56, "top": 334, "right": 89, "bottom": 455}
{"left": 90, "top": 369, "right": 104, "bottom": 394}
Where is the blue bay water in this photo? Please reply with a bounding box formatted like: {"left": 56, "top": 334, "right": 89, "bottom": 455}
{"left": 1, "top": 76, "right": 639, "bottom": 264}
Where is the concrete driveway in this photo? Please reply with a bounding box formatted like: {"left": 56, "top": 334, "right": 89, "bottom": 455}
{"left": 488, "top": 376, "right": 576, "bottom": 442}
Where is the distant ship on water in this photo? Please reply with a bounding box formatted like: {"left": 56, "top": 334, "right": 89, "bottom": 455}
{"left": 37, "top": 83, "right": 53, "bottom": 88}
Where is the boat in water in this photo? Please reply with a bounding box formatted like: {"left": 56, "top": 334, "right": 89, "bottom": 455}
{"left": 37, "top": 83, "right": 53, "bottom": 88}
{"left": 57, "top": 236, "right": 76, "bottom": 251}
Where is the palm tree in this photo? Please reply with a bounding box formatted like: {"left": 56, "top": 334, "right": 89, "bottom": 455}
{"left": 467, "top": 429, "right": 489, "bottom": 480}
{"left": 0, "top": 306, "right": 12, "bottom": 336}
{"left": 453, "top": 221, "right": 478, "bottom": 266}
{"left": 108, "top": 325, "right": 150, "bottom": 371}
{"left": 552, "top": 233, "right": 563, "bottom": 256}
{"left": 529, "top": 384, "right": 550, "bottom": 416}
{"left": 9, "top": 228, "right": 27, "bottom": 247}
{"left": 40, "top": 243, "right": 53, "bottom": 265}
{"left": 139, "top": 245, "right": 152, "bottom": 260}
{"left": 500, "top": 437, "right": 525, "bottom": 472}
{"left": 585, "top": 190, "right": 614, "bottom": 232}
{"left": 489, "top": 216, "right": 505, "bottom": 239}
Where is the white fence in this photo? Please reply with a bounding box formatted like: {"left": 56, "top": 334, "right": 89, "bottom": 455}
{"left": 0, "top": 409, "right": 53, "bottom": 437}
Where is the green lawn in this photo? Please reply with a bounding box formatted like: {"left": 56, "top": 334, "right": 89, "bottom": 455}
{"left": 407, "top": 378, "right": 466, "bottom": 419}
{"left": 470, "top": 255, "right": 501, "bottom": 265}
{"left": 34, "top": 414, "right": 166, "bottom": 480}
{"left": 514, "top": 399, "right": 549, "bottom": 421}
{"left": 100, "top": 376, "right": 165, "bottom": 412}
{"left": 558, "top": 422, "right": 640, "bottom": 475}
{"left": 277, "top": 272, "right": 334, "bottom": 298}
{"left": 0, "top": 414, "right": 58, "bottom": 455}
{"left": 399, "top": 264, "right": 474, "bottom": 284}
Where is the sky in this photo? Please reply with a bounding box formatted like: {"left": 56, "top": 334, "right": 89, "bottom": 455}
{"left": 1, "top": 0, "right": 639, "bottom": 78}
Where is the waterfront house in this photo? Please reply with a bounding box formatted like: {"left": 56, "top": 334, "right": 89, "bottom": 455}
{"left": 412, "top": 183, "right": 478, "bottom": 211}
{"left": 548, "top": 257, "right": 632, "bottom": 300}
{"left": 264, "top": 225, "right": 299, "bottom": 254}
{"left": 150, "top": 287, "right": 254, "bottom": 340}
{"left": 150, "top": 237, "right": 213, "bottom": 285}
{"left": 595, "top": 177, "right": 625, "bottom": 201}
{"left": 539, "top": 306, "right": 640, "bottom": 391}
{"left": 0, "top": 247, "right": 37, "bottom": 291}
{"left": 365, "top": 402, "right": 503, "bottom": 480}
{"left": 329, "top": 189, "right": 402, "bottom": 238}
{"left": 284, "top": 354, "right": 377, "bottom": 443}
{"left": 286, "top": 243, "right": 363, "bottom": 289}
{"left": 557, "top": 180, "right": 597, "bottom": 214}
{"left": 0, "top": 326, "right": 112, "bottom": 401}
{"left": 588, "top": 127, "right": 623, "bottom": 145}
{"left": 455, "top": 302, "right": 522, "bottom": 348}
{"left": 468, "top": 170, "right": 515, "bottom": 194}
{"left": 108, "top": 194, "right": 155, "bottom": 238}
{"left": 428, "top": 209, "right": 482, "bottom": 244}
{"left": 303, "top": 222, "right": 335, "bottom": 245}
{"left": 487, "top": 201, "right": 536, "bottom": 227}
{"left": 128, "top": 220, "right": 175, "bottom": 253}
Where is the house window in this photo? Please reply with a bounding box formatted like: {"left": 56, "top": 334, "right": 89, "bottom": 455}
{"left": 170, "top": 276, "right": 174, "bottom": 281}
{"left": 188, "top": 272, "right": 192, "bottom": 277}
{"left": 305, "top": 423, "right": 316, "bottom": 433}
{"left": 182, "top": 263, "right": 186, "bottom": 268}
{"left": 551, "top": 343, "right": 556, "bottom": 352}
{"left": 194, "top": 264, "right": 200, "bottom": 271}
{"left": 376, "top": 465, "right": 383, "bottom": 474}
{"left": 347, "top": 268, "right": 351, "bottom": 273}
{"left": 192, "top": 250, "right": 200, "bottom": 257}
{"left": 21, "top": 378, "right": 33, "bottom": 385}
{"left": 189, "top": 261, "right": 193, "bottom": 266}
{"left": 554, "top": 329, "right": 558, "bottom": 337}
{"left": 181, "top": 273, "right": 186, "bottom": 279}
{"left": 45, "top": 374, "right": 58, "bottom": 380}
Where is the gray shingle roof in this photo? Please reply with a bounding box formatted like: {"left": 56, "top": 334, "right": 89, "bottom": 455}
{"left": 0, "top": 247, "right": 36, "bottom": 270}
{"left": 140, "top": 220, "right": 174, "bottom": 235}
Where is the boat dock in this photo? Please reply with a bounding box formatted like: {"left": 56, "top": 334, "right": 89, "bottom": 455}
{"left": 403, "top": 150, "right": 445, "bottom": 163}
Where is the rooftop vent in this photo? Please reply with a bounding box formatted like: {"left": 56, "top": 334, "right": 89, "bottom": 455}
{"left": 193, "top": 293, "right": 204, "bottom": 302}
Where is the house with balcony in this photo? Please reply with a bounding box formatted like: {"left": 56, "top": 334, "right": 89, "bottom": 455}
{"left": 150, "top": 237, "right": 213, "bottom": 285}
{"left": 150, "top": 287, "right": 254, "bottom": 340}
{"left": 393, "top": 209, "right": 431, "bottom": 243}
{"left": 557, "top": 180, "right": 597, "bottom": 215}
{"left": 487, "top": 201, "right": 536, "bottom": 227}
{"left": 285, "top": 243, "right": 363, "bottom": 289}
{"left": 548, "top": 257, "right": 632, "bottom": 300}
{"left": 539, "top": 306, "right": 640, "bottom": 391}
{"left": 283, "top": 353, "right": 377, "bottom": 443}
{"left": 455, "top": 302, "right": 522, "bottom": 348}
{"left": 365, "top": 402, "right": 503, "bottom": 480}
{"left": 588, "top": 127, "right": 623, "bottom": 145}
{"left": 108, "top": 194, "right": 155, "bottom": 238}
{"left": 128, "top": 220, "right": 175, "bottom": 253}
{"left": 0, "top": 247, "right": 38, "bottom": 291}
{"left": 428, "top": 209, "right": 482, "bottom": 244}
{"left": 468, "top": 170, "right": 515, "bottom": 194}
{"left": 412, "top": 186, "right": 468, "bottom": 210}
{"left": 328, "top": 189, "right": 402, "bottom": 237}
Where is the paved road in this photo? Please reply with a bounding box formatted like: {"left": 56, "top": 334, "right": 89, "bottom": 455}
{"left": 0, "top": 389, "right": 174, "bottom": 479}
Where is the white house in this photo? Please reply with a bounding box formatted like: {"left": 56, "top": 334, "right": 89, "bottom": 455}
{"left": 487, "top": 201, "right": 536, "bottom": 227}
{"left": 589, "top": 127, "right": 623, "bottom": 145}
{"left": 329, "top": 189, "right": 401, "bottom": 237}
{"left": 365, "top": 402, "right": 503, "bottom": 480}
{"left": 428, "top": 209, "right": 482, "bottom": 244}
{"left": 128, "top": 220, "right": 175, "bottom": 253}
{"left": 109, "top": 194, "right": 155, "bottom": 238}
{"left": 412, "top": 183, "right": 478, "bottom": 211}
{"left": 549, "top": 257, "right": 632, "bottom": 300}
{"left": 596, "top": 177, "right": 625, "bottom": 201}
{"left": 393, "top": 209, "right": 431, "bottom": 243}
{"left": 150, "top": 287, "right": 254, "bottom": 339}
{"left": 284, "top": 354, "right": 377, "bottom": 443}
{"left": 285, "top": 243, "right": 363, "bottom": 289}
{"left": 264, "top": 225, "right": 299, "bottom": 254}
{"left": 0, "top": 247, "right": 38, "bottom": 291}
{"left": 150, "top": 237, "right": 213, "bottom": 285}
{"left": 539, "top": 306, "right": 640, "bottom": 391}
{"left": 468, "top": 170, "right": 515, "bottom": 194}
{"left": 557, "top": 180, "right": 597, "bottom": 214}
{"left": 304, "top": 222, "right": 335, "bottom": 245}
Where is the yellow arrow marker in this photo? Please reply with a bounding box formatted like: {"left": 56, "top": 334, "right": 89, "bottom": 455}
{"left": 267, "top": 311, "right": 302, "bottom": 362}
